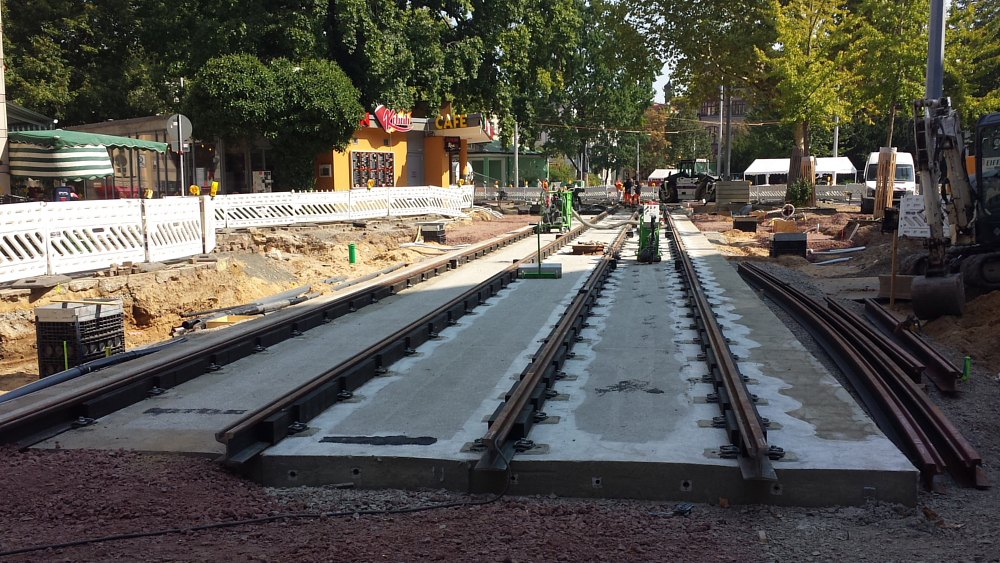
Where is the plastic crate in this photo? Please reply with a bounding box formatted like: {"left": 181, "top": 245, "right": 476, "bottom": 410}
{"left": 35, "top": 301, "right": 125, "bottom": 378}
{"left": 769, "top": 233, "right": 807, "bottom": 258}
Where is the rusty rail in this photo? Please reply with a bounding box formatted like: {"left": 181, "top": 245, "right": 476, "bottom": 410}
{"left": 475, "top": 214, "right": 632, "bottom": 471}
{"left": 864, "top": 299, "right": 961, "bottom": 392}
{"left": 666, "top": 214, "right": 773, "bottom": 480}
{"left": 739, "top": 263, "right": 986, "bottom": 490}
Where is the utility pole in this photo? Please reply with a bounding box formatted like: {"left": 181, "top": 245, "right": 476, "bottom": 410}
{"left": 0, "top": 8, "right": 9, "bottom": 195}
{"left": 724, "top": 86, "right": 733, "bottom": 180}
{"left": 926, "top": 0, "right": 945, "bottom": 98}
{"left": 716, "top": 86, "right": 723, "bottom": 176}
{"left": 833, "top": 115, "right": 840, "bottom": 157}
{"left": 635, "top": 137, "right": 640, "bottom": 179}
{"left": 513, "top": 122, "right": 519, "bottom": 188}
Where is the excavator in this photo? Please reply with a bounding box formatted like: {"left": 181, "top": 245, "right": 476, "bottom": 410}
{"left": 908, "top": 97, "right": 1000, "bottom": 319}
{"left": 658, "top": 159, "right": 718, "bottom": 203}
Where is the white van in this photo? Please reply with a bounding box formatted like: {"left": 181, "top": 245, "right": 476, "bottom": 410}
{"left": 864, "top": 151, "right": 917, "bottom": 195}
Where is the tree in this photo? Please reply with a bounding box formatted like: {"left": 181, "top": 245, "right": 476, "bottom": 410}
{"left": 845, "top": 0, "right": 928, "bottom": 146}
{"left": 4, "top": 0, "right": 165, "bottom": 123}
{"left": 637, "top": 101, "right": 713, "bottom": 177}
{"left": 755, "top": 0, "right": 853, "bottom": 189}
{"left": 944, "top": 0, "right": 1000, "bottom": 128}
{"left": 185, "top": 55, "right": 364, "bottom": 191}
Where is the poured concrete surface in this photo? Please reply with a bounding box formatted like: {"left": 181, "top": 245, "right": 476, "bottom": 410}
{"left": 34, "top": 228, "right": 561, "bottom": 455}
{"left": 261, "top": 213, "right": 917, "bottom": 507}
{"left": 37, "top": 213, "right": 918, "bottom": 506}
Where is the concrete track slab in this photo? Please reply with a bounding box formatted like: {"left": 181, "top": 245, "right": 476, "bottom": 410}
{"left": 35, "top": 228, "right": 562, "bottom": 455}
{"left": 260, "top": 213, "right": 917, "bottom": 507}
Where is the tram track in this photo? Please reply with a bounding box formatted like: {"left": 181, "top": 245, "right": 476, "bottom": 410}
{"left": 0, "top": 213, "right": 607, "bottom": 450}
{"left": 216, "top": 211, "right": 616, "bottom": 465}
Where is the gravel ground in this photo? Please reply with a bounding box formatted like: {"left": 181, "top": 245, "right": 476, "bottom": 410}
{"left": 735, "top": 261, "right": 1000, "bottom": 563}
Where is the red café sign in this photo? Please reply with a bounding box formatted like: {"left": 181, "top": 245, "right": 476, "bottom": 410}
{"left": 372, "top": 105, "right": 412, "bottom": 133}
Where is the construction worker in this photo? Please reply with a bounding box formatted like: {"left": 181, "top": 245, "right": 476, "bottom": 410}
{"left": 623, "top": 176, "right": 633, "bottom": 205}
{"left": 615, "top": 179, "right": 623, "bottom": 203}
{"left": 633, "top": 177, "right": 642, "bottom": 205}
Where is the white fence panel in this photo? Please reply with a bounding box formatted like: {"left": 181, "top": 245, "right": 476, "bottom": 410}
{"left": 0, "top": 202, "right": 49, "bottom": 283}
{"left": 143, "top": 197, "right": 205, "bottom": 263}
{"left": 45, "top": 200, "right": 146, "bottom": 275}
{"left": 460, "top": 185, "right": 474, "bottom": 209}
{"left": 215, "top": 193, "right": 301, "bottom": 229}
{"left": 294, "top": 191, "right": 351, "bottom": 224}
{"left": 349, "top": 188, "right": 390, "bottom": 219}
{"left": 898, "top": 194, "right": 950, "bottom": 238}
{"left": 433, "top": 187, "right": 467, "bottom": 217}
{"left": 201, "top": 196, "right": 216, "bottom": 254}
{"left": 389, "top": 187, "right": 433, "bottom": 217}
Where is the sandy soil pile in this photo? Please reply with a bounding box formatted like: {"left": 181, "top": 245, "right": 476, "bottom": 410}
{"left": 922, "top": 290, "right": 1000, "bottom": 375}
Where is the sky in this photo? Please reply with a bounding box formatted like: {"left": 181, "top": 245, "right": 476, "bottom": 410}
{"left": 652, "top": 63, "right": 671, "bottom": 104}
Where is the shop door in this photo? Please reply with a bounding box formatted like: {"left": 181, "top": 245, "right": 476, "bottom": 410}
{"left": 406, "top": 131, "right": 424, "bottom": 186}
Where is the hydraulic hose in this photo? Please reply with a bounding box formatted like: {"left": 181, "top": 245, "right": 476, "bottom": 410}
{"left": 571, "top": 207, "right": 639, "bottom": 229}
{"left": 0, "top": 338, "right": 188, "bottom": 405}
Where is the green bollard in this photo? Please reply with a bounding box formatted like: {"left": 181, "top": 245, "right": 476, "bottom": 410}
{"left": 348, "top": 243, "right": 356, "bottom": 264}
{"left": 963, "top": 356, "right": 971, "bottom": 380}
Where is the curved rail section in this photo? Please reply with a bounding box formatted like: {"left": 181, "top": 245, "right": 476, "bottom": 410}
{"left": 738, "top": 262, "right": 986, "bottom": 491}
{"left": 665, "top": 213, "right": 775, "bottom": 481}
{"left": 0, "top": 219, "right": 597, "bottom": 449}
{"left": 473, "top": 215, "right": 632, "bottom": 476}
{"left": 215, "top": 213, "right": 613, "bottom": 465}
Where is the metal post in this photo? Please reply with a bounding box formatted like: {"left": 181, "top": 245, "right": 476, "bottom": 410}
{"left": 724, "top": 86, "right": 733, "bottom": 180}
{"left": 177, "top": 114, "right": 185, "bottom": 195}
{"left": 0, "top": 7, "right": 9, "bottom": 196}
{"left": 717, "top": 86, "right": 723, "bottom": 176}
{"left": 926, "top": 0, "right": 945, "bottom": 99}
{"left": 635, "top": 137, "right": 639, "bottom": 178}
{"left": 513, "top": 122, "right": 519, "bottom": 189}
{"left": 833, "top": 115, "right": 840, "bottom": 157}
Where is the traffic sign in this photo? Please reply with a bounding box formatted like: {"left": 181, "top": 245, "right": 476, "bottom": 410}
{"left": 165, "top": 114, "right": 192, "bottom": 146}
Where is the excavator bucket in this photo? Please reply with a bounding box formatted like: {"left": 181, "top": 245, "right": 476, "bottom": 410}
{"left": 911, "top": 273, "right": 965, "bottom": 320}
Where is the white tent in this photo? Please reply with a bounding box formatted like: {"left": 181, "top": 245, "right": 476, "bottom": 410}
{"left": 744, "top": 157, "right": 857, "bottom": 184}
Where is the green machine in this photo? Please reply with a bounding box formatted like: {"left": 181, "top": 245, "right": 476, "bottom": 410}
{"left": 637, "top": 202, "right": 662, "bottom": 264}
{"left": 539, "top": 189, "right": 573, "bottom": 233}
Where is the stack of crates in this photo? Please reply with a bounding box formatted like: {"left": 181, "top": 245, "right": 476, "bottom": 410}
{"left": 769, "top": 233, "right": 808, "bottom": 258}
{"left": 36, "top": 300, "right": 125, "bottom": 377}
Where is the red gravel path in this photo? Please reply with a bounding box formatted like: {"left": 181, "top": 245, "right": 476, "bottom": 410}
{"left": 0, "top": 448, "right": 759, "bottom": 562}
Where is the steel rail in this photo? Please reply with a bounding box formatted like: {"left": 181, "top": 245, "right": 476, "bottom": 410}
{"left": 864, "top": 299, "right": 960, "bottom": 392}
{"left": 475, "top": 215, "right": 632, "bottom": 471}
{"left": 666, "top": 213, "right": 771, "bottom": 479}
{"left": 0, "top": 221, "right": 564, "bottom": 449}
{"left": 739, "top": 263, "right": 986, "bottom": 490}
{"left": 216, "top": 212, "right": 614, "bottom": 464}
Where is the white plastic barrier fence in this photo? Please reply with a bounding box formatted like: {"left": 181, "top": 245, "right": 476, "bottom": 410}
{"left": 0, "top": 186, "right": 475, "bottom": 283}
{"left": 0, "top": 202, "right": 48, "bottom": 282}
{"left": 474, "top": 185, "right": 614, "bottom": 203}
{"left": 46, "top": 200, "right": 147, "bottom": 276}
{"left": 143, "top": 197, "right": 209, "bottom": 262}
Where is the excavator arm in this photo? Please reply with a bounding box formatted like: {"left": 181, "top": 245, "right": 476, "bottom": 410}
{"left": 910, "top": 97, "right": 978, "bottom": 318}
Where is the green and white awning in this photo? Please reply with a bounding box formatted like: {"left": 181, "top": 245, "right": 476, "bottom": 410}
{"left": 9, "top": 144, "right": 115, "bottom": 180}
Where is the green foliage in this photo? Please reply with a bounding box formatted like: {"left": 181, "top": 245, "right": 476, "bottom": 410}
{"left": 785, "top": 177, "right": 812, "bottom": 207}
{"left": 548, "top": 161, "right": 577, "bottom": 185}
{"left": 845, "top": 0, "right": 927, "bottom": 145}
{"left": 186, "top": 55, "right": 364, "bottom": 191}
{"left": 945, "top": 1, "right": 1000, "bottom": 127}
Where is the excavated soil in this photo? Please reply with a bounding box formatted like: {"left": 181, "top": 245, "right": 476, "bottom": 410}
{"left": 0, "top": 213, "right": 528, "bottom": 394}
{"left": 922, "top": 290, "right": 1000, "bottom": 376}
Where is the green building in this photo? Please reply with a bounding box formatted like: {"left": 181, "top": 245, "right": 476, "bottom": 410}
{"left": 468, "top": 141, "right": 548, "bottom": 187}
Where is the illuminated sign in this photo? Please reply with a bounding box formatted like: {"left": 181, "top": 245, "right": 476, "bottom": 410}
{"left": 444, "top": 137, "right": 461, "bottom": 152}
{"left": 373, "top": 105, "right": 412, "bottom": 133}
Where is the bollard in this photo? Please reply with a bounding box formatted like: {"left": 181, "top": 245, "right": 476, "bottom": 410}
{"left": 963, "top": 356, "right": 971, "bottom": 381}
{"left": 348, "top": 243, "right": 356, "bottom": 264}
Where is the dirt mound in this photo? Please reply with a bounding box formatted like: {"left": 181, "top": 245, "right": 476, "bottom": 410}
{"left": 922, "top": 290, "right": 1000, "bottom": 374}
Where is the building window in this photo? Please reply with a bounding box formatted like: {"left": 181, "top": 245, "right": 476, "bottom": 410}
{"left": 732, "top": 99, "right": 746, "bottom": 117}
{"left": 700, "top": 100, "right": 717, "bottom": 117}
{"left": 319, "top": 164, "right": 332, "bottom": 177}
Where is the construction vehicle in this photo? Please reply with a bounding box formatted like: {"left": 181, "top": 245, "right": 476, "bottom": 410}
{"left": 907, "top": 97, "right": 1000, "bottom": 318}
{"left": 658, "top": 159, "right": 718, "bottom": 203}
{"left": 538, "top": 188, "right": 573, "bottom": 233}
{"left": 636, "top": 202, "right": 662, "bottom": 264}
